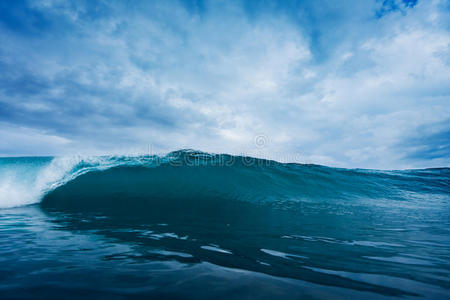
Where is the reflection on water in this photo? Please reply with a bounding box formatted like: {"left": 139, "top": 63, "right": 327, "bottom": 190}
{"left": 1, "top": 195, "right": 449, "bottom": 299}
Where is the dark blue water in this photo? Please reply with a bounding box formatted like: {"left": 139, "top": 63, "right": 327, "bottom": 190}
{"left": 0, "top": 151, "right": 449, "bottom": 299}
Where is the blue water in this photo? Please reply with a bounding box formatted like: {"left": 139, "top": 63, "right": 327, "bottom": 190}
{"left": 0, "top": 150, "right": 449, "bottom": 299}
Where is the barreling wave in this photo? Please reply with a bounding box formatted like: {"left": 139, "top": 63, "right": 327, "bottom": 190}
{"left": 0, "top": 150, "right": 448, "bottom": 210}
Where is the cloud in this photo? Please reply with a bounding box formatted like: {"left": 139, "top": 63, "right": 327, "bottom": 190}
{"left": 0, "top": 0, "right": 449, "bottom": 168}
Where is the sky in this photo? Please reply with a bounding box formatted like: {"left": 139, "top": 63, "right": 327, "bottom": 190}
{"left": 0, "top": 0, "right": 449, "bottom": 169}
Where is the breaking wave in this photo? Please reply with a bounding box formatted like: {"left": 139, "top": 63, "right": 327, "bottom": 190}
{"left": 0, "top": 150, "right": 448, "bottom": 209}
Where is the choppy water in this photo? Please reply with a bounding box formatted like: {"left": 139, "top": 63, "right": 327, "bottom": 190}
{"left": 0, "top": 150, "right": 449, "bottom": 299}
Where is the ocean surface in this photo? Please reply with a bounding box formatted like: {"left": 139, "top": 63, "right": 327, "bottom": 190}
{"left": 0, "top": 150, "right": 449, "bottom": 299}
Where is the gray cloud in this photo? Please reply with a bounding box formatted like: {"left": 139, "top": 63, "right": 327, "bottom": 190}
{"left": 0, "top": 0, "right": 449, "bottom": 168}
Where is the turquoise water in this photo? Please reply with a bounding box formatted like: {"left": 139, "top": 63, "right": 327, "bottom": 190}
{"left": 0, "top": 150, "right": 449, "bottom": 299}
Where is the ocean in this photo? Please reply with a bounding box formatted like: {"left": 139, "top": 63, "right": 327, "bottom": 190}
{"left": 0, "top": 150, "right": 449, "bottom": 299}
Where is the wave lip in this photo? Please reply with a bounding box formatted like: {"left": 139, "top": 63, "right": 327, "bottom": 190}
{"left": 0, "top": 154, "right": 155, "bottom": 208}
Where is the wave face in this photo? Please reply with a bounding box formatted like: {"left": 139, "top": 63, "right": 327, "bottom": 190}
{"left": 1, "top": 150, "right": 450, "bottom": 298}
{"left": 1, "top": 150, "right": 448, "bottom": 209}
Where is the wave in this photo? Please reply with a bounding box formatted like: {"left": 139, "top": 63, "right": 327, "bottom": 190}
{"left": 1, "top": 150, "right": 448, "bottom": 210}
{"left": 2, "top": 150, "right": 449, "bottom": 298}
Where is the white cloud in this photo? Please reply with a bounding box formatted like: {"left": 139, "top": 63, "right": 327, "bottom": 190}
{"left": 0, "top": 0, "right": 449, "bottom": 168}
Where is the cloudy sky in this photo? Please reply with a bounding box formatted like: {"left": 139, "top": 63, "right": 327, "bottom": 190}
{"left": 0, "top": 0, "right": 449, "bottom": 169}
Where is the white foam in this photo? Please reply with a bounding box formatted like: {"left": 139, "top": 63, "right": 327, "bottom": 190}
{"left": 0, "top": 175, "right": 36, "bottom": 208}
{"left": 0, "top": 152, "right": 196, "bottom": 209}
{"left": 0, "top": 156, "right": 83, "bottom": 208}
